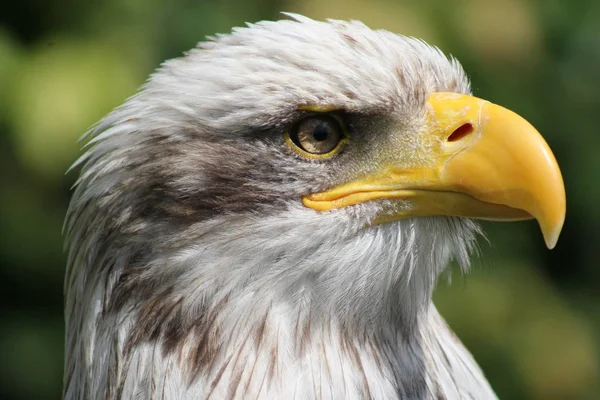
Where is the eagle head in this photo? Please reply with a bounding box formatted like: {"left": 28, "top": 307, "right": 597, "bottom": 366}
{"left": 64, "top": 14, "right": 565, "bottom": 400}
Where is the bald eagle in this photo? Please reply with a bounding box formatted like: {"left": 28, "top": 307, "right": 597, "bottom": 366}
{"left": 63, "top": 14, "right": 566, "bottom": 400}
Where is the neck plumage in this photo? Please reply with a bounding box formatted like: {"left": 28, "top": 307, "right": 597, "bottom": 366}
{"left": 64, "top": 208, "right": 495, "bottom": 399}
{"left": 66, "top": 289, "right": 497, "bottom": 399}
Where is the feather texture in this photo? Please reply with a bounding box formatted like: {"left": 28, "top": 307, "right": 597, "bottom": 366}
{"left": 64, "top": 15, "right": 497, "bottom": 399}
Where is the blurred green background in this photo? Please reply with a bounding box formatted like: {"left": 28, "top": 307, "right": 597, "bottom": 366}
{"left": 1, "top": 0, "right": 599, "bottom": 399}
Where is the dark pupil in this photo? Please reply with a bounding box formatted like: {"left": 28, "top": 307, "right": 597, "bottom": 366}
{"left": 312, "top": 123, "right": 329, "bottom": 141}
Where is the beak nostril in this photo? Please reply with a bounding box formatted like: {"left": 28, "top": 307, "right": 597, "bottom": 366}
{"left": 448, "top": 123, "right": 474, "bottom": 142}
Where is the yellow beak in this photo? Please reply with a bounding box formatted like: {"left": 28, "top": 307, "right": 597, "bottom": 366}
{"left": 302, "top": 93, "right": 566, "bottom": 249}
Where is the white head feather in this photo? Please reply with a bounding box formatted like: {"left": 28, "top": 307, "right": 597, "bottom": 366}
{"left": 64, "top": 14, "right": 497, "bottom": 400}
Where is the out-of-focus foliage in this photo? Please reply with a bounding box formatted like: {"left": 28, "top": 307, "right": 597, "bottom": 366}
{"left": 0, "top": 0, "right": 598, "bottom": 399}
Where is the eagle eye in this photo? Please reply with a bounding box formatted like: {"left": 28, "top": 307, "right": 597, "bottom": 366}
{"left": 287, "top": 115, "right": 347, "bottom": 158}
